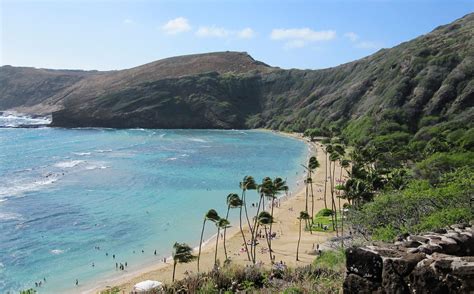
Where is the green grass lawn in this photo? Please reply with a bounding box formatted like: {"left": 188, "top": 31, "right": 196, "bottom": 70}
{"left": 309, "top": 209, "right": 343, "bottom": 232}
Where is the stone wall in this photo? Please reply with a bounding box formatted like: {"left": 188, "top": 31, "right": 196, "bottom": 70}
{"left": 343, "top": 223, "right": 474, "bottom": 293}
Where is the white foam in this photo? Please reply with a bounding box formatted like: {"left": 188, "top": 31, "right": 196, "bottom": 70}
{"left": 54, "top": 160, "right": 85, "bottom": 168}
{"left": 95, "top": 149, "right": 112, "bottom": 153}
{"left": 50, "top": 249, "right": 64, "bottom": 255}
{"left": 85, "top": 164, "right": 109, "bottom": 170}
{"left": 189, "top": 138, "right": 208, "bottom": 143}
{"left": 0, "top": 176, "right": 59, "bottom": 198}
{"left": 73, "top": 152, "right": 91, "bottom": 156}
{"left": 0, "top": 212, "right": 23, "bottom": 221}
{"left": 166, "top": 157, "right": 178, "bottom": 161}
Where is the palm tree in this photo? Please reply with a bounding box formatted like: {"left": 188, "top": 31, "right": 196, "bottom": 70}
{"left": 214, "top": 218, "right": 230, "bottom": 266}
{"left": 239, "top": 176, "right": 257, "bottom": 231}
{"left": 256, "top": 211, "right": 274, "bottom": 262}
{"left": 172, "top": 242, "right": 196, "bottom": 282}
{"left": 308, "top": 156, "right": 320, "bottom": 224}
{"left": 197, "top": 209, "right": 220, "bottom": 272}
{"left": 269, "top": 177, "right": 288, "bottom": 246}
{"left": 329, "top": 152, "right": 340, "bottom": 235}
{"left": 323, "top": 144, "right": 334, "bottom": 209}
{"left": 223, "top": 193, "right": 242, "bottom": 260}
{"left": 296, "top": 211, "right": 310, "bottom": 261}
{"left": 250, "top": 177, "right": 272, "bottom": 263}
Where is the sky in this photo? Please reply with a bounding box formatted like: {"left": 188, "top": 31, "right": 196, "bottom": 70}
{"left": 1, "top": 0, "right": 473, "bottom": 71}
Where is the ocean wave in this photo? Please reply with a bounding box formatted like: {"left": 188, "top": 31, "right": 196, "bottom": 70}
{"left": 72, "top": 152, "right": 92, "bottom": 156}
{"left": 189, "top": 138, "right": 208, "bottom": 143}
{"left": 50, "top": 249, "right": 65, "bottom": 255}
{"left": 54, "top": 160, "right": 85, "bottom": 168}
{"left": 0, "top": 111, "right": 51, "bottom": 127}
{"left": 0, "top": 212, "right": 23, "bottom": 221}
{"left": 165, "top": 157, "right": 178, "bottom": 161}
{"left": 0, "top": 176, "right": 59, "bottom": 199}
{"left": 95, "top": 149, "right": 113, "bottom": 153}
{"left": 84, "top": 164, "right": 109, "bottom": 170}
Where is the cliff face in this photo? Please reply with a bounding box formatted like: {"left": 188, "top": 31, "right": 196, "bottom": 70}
{"left": 1, "top": 14, "right": 473, "bottom": 130}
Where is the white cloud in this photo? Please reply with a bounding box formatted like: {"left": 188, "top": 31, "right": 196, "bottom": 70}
{"left": 271, "top": 28, "right": 336, "bottom": 42}
{"left": 162, "top": 17, "right": 191, "bottom": 35}
{"left": 355, "top": 41, "right": 381, "bottom": 49}
{"left": 195, "top": 26, "right": 230, "bottom": 38}
{"left": 123, "top": 19, "right": 134, "bottom": 25}
{"left": 270, "top": 28, "right": 336, "bottom": 49}
{"left": 195, "top": 26, "right": 256, "bottom": 39}
{"left": 237, "top": 27, "right": 256, "bottom": 39}
{"left": 344, "top": 32, "right": 359, "bottom": 42}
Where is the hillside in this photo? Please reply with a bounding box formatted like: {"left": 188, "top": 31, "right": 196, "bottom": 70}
{"left": 0, "top": 14, "right": 473, "bottom": 130}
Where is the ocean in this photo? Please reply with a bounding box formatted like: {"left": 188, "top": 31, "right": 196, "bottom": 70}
{"left": 0, "top": 115, "right": 308, "bottom": 293}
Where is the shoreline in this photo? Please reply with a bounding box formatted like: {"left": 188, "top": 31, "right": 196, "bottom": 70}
{"left": 88, "top": 131, "right": 332, "bottom": 294}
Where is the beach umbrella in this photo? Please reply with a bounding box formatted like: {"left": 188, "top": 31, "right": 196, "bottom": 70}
{"left": 133, "top": 280, "right": 163, "bottom": 292}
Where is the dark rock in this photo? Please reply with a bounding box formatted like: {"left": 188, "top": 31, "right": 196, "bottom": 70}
{"left": 346, "top": 247, "right": 383, "bottom": 282}
{"left": 381, "top": 259, "right": 409, "bottom": 294}
{"left": 392, "top": 253, "right": 425, "bottom": 276}
{"left": 402, "top": 240, "right": 422, "bottom": 248}
{"left": 343, "top": 273, "right": 381, "bottom": 294}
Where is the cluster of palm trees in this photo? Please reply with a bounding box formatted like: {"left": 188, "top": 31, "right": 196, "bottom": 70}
{"left": 321, "top": 140, "right": 350, "bottom": 237}
{"left": 194, "top": 176, "right": 288, "bottom": 272}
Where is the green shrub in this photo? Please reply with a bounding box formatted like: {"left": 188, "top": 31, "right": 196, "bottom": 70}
{"left": 317, "top": 208, "right": 333, "bottom": 217}
{"left": 414, "top": 152, "right": 474, "bottom": 184}
{"left": 416, "top": 208, "right": 473, "bottom": 231}
{"left": 313, "top": 250, "right": 346, "bottom": 271}
{"left": 372, "top": 225, "right": 398, "bottom": 242}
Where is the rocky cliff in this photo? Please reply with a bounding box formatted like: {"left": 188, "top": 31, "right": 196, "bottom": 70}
{"left": 344, "top": 223, "right": 474, "bottom": 293}
{"left": 0, "top": 14, "right": 473, "bottom": 130}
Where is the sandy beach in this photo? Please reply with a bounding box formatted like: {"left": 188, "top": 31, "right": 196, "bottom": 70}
{"left": 88, "top": 133, "right": 336, "bottom": 293}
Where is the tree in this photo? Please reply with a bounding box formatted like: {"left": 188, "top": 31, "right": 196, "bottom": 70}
{"left": 256, "top": 211, "right": 274, "bottom": 262}
{"left": 308, "top": 156, "right": 320, "bottom": 223}
{"left": 214, "top": 218, "right": 230, "bottom": 266}
{"left": 197, "top": 209, "right": 220, "bottom": 272}
{"left": 223, "top": 193, "right": 242, "bottom": 260}
{"left": 296, "top": 211, "right": 310, "bottom": 261}
{"left": 304, "top": 128, "right": 322, "bottom": 141}
{"left": 172, "top": 242, "right": 196, "bottom": 282}
{"left": 239, "top": 176, "right": 257, "bottom": 231}
{"left": 329, "top": 151, "right": 340, "bottom": 235}
{"left": 269, "top": 177, "right": 288, "bottom": 246}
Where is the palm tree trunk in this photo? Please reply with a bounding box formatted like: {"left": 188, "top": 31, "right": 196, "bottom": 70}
{"left": 242, "top": 190, "right": 252, "bottom": 231}
{"left": 172, "top": 261, "right": 177, "bottom": 282}
{"left": 239, "top": 205, "right": 251, "bottom": 261}
{"left": 253, "top": 223, "right": 260, "bottom": 263}
{"left": 310, "top": 170, "right": 315, "bottom": 225}
{"left": 331, "top": 161, "right": 339, "bottom": 236}
{"left": 296, "top": 219, "right": 302, "bottom": 261}
{"left": 324, "top": 151, "right": 328, "bottom": 209}
{"left": 338, "top": 165, "right": 344, "bottom": 240}
{"left": 251, "top": 195, "right": 263, "bottom": 264}
{"left": 268, "top": 195, "right": 275, "bottom": 250}
{"left": 223, "top": 206, "right": 230, "bottom": 260}
{"left": 197, "top": 219, "right": 206, "bottom": 272}
{"left": 329, "top": 160, "right": 336, "bottom": 230}
{"left": 264, "top": 226, "right": 272, "bottom": 262}
{"left": 214, "top": 228, "right": 220, "bottom": 266}
{"left": 305, "top": 177, "right": 309, "bottom": 212}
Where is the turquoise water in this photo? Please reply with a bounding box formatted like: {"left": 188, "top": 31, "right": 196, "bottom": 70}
{"left": 0, "top": 127, "right": 308, "bottom": 293}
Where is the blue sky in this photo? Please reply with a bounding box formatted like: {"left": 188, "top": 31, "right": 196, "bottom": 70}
{"left": 1, "top": 0, "right": 473, "bottom": 70}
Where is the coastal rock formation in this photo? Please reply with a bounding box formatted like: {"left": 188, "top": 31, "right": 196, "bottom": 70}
{"left": 343, "top": 224, "right": 474, "bottom": 293}
{"left": 1, "top": 13, "right": 473, "bottom": 130}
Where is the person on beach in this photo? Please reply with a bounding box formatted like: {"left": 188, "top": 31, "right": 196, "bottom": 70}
{"left": 113, "top": 254, "right": 115, "bottom": 259}
{"left": 75, "top": 279, "right": 79, "bottom": 286}
{"left": 154, "top": 250, "right": 156, "bottom": 255}
{"left": 125, "top": 262, "right": 127, "bottom": 267}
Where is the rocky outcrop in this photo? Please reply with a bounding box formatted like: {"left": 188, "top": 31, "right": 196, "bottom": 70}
{"left": 343, "top": 224, "right": 474, "bottom": 293}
